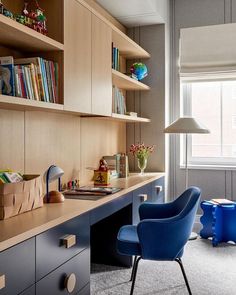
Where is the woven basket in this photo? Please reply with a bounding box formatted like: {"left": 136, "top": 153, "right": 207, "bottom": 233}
{"left": 0, "top": 175, "right": 43, "bottom": 220}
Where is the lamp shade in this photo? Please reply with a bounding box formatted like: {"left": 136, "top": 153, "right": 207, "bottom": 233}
{"left": 47, "top": 165, "right": 64, "bottom": 182}
{"left": 164, "top": 117, "right": 210, "bottom": 134}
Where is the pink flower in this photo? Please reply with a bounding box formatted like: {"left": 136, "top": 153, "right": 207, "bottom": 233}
{"left": 129, "top": 143, "right": 155, "bottom": 159}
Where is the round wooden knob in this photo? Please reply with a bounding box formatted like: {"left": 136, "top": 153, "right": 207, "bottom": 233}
{"left": 65, "top": 273, "right": 76, "bottom": 293}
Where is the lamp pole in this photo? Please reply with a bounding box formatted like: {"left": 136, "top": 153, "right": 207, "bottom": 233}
{"left": 185, "top": 134, "right": 188, "bottom": 189}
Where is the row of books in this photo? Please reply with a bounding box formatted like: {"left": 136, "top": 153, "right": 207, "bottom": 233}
{"left": 112, "top": 86, "right": 126, "bottom": 115}
{"left": 0, "top": 56, "right": 59, "bottom": 103}
{"left": 112, "top": 44, "right": 120, "bottom": 71}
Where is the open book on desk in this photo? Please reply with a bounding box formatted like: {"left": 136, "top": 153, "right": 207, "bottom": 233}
{"left": 63, "top": 187, "right": 122, "bottom": 201}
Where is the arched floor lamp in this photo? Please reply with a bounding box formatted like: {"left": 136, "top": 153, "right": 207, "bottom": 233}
{"left": 165, "top": 117, "right": 210, "bottom": 240}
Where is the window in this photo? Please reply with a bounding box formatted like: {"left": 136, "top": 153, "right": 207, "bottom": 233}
{"left": 181, "top": 80, "right": 236, "bottom": 167}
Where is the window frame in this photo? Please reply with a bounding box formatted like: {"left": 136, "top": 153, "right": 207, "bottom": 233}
{"left": 181, "top": 80, "right": 236, "bottom": 168}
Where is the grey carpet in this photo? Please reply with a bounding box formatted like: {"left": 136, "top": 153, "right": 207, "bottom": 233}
{"left": 91, "top": 238, "right": 236, "bottom": 294}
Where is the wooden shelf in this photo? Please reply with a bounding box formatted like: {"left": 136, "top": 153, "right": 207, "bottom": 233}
{"left": 0, "top": 14, "right": 64, "bottom": 52}
{"left": 112, "top": 27, "right": 150, "bottom": 59}
{"left": 0, "top": 95, "right": 64, "bottom": 112}
{"left": 112, "top": 69, "right": 150, "bottom": 91}
{"left": 111, "top": 113, "right": 151, "bottom": 123}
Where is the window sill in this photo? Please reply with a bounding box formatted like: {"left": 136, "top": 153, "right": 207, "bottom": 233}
{"left": 180, "top": 164, "right": 236, "bottom": 171}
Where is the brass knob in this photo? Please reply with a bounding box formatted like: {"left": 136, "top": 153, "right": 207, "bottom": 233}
{"left": 155, "top": 185, "right": 163, "bottom": 194}
{"left": 62, "top": 235, "right": 76, "bottom": 248}
{"left": 65, "top": 273, "right": 76, "bottom": 293}
{"left": 0, "top": 274, "right": 5, "bottom": 290}
{"left": 138, "top": 194, "right": 148, "bottom": 202}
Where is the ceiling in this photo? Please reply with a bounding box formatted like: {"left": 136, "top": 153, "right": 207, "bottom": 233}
{"left": 96, "top": 0, "right": 167, "bottom": 27}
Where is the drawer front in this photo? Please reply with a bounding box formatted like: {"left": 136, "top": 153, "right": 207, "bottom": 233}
{"left": 0, "top": 238, "right": 35, "bottom": 295}
{"left": 20, "top": 285, "right": 35, "bottom": 295}
{"left": 90, "top": 193, "right": 132, "bottom": 225}
{"left": 77, "top": 283, "right": 90, "bottom": 295}
{"left": 36, "top": 213, "right": 90, "bottom": 281}
{"left": 152, "top": 177, "right": 165, "bottom": 203}
{"left": 36, "top": 248, "right": 90, "bottom": 295}
{"left": 132, "top": 184, "right": 152, "bottom": 224}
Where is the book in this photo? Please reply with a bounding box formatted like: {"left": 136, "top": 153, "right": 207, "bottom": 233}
{"left": 0, "top": 56, "right": 15, "bottom": 96}
{"left": 210, "top": 199, "right": 235, "bottom": 205}
{"left": 4, "top": 172, "right": 23, "bottom": 183}
{"left": 14, "top": 57, "right": 58, "bottom": 103}
{"left": 15, "top": 57, "right": 45, "bottom": 100}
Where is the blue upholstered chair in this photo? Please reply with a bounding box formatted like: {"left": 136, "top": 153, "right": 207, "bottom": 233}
{"left": 117, "top": 187, "right": 201, "bottom": 295}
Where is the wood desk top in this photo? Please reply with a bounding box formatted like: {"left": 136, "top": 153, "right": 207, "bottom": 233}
{"left": 0, "top": 173, "right": 164, "bottom": 252}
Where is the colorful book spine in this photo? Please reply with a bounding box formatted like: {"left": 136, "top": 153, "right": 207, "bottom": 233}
{"left": 0, "top": 56, "right": 15, "bottom": 96}
{"left": 112, "top": 86, "right": 126, "bottom": 114}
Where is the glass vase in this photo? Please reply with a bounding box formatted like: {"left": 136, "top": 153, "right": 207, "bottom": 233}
{"left": 137, "top": 157, "right": 147, "bottom": 175}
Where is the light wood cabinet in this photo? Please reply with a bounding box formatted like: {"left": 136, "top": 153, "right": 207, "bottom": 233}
{"left": 64, "top": 0, "right": 92, "bottom": 113}
{"left": 92, "top": 14, "right": 112, "bottom": 116}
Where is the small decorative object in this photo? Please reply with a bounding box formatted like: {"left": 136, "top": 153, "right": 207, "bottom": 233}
{"left": 94, "top": 159, "right": 110, "bottom": 186}
{"left": 119, "top": 153, "right": 129, "bottom": 178}
{"left": 130, "top": 143, "right": 155, "bottom": 175}
{"left": 21, "top": 1, "right": 47, "bottom": 35}
{"left": 0, "top": 1, "right": 14, "bottom": 19}
{"left": 0, "top": 0, "right": 3, "bottom": 14}
{"left": 130, "top": 62, "right": 148, "bottom": 81}
{"left": 45, "top": 165, "right": 65, "bottom": 203}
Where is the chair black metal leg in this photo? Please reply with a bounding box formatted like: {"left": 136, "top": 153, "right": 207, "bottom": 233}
{"left": 129, "top": 256, "right": 138, "bottom": 282}
{"left": 175, "top": 258, "right": 192, "bottom": 295}
{"left": 130, "top": 257, "right": 141, "bottom": 295}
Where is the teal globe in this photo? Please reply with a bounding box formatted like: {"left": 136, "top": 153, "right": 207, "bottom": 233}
{"left": 130, "top": 63, "right": 148, "bottom": 81}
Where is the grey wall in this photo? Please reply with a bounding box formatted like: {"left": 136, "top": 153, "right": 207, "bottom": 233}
{"left": 170, "top": 0, "right": 236, "bottom": 204}
{"left": 126, "top": 0, "right": 170, "bottom": 174}
{"left": 126, "top": 25, "right": 167, "bottom": 173}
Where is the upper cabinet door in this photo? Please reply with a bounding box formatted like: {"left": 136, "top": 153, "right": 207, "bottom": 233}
{"left": 64, "top": 0, "right": 92, "bottom": 113}
{"left": 92, "top": 14, "right": 112, "bottom": 116}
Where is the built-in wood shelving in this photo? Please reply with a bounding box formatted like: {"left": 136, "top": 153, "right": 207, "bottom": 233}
{"left": 0, "top": 0, "right": 151, "bottom": 124}
{"left": 0, "top": 14, "right": 64, "bottom": 52}
{"left": 112, "top": 69, "right": 150, "bottom": 91}
{"left": 111, "top": 113, "right": 151, "bottom": 123}
{"left": 0, "top": 95, "right": 64, "bottom": 113}
{"left": 112, "top": 27, "right": 150, "bottom": 59}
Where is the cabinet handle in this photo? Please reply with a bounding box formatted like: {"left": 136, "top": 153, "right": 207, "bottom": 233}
{"left": 65, "top": 273, "right": 76, "bottom": 293}
{"left": 155, "top": 185, "right": 163, "bottom": 194}
{"left": 0, "top": 274, "right": 5, "bottom": 290}
{"left": 62, "top": 235, "right": 76, "bottom": 248}
{"left": 138, "top": 194, "right": 148, "bottom": 202}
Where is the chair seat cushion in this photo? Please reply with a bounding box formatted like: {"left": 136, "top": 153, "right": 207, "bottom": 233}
{"left": 117, "top": 225, "right": 141, "bottom": 256}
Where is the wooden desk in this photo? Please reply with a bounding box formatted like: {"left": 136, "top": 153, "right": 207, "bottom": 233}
{"left": 0, "top": 173, "right": 165, "bottom": 295}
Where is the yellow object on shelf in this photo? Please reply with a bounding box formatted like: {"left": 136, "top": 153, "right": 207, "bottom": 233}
{"left": 94, "top": 170, "right": 110, "bottom": 186}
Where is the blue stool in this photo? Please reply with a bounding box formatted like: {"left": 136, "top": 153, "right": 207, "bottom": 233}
{"left": 200, "top": 201, "right": 236, "bottom": 246}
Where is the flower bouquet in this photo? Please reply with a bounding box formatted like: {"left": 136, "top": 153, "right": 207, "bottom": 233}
{"left": 130, "top": 143, "right": 155, "bottom": 175}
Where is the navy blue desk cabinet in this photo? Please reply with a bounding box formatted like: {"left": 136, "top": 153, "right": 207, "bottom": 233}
{"left": 132, "top": 177, "right": 165, "bottom": 225}
{"left": 0, "top": 238, "right": 35, "bottom": 295}
{"left": 0, "top": 174, "right": 165, "bottom": 295}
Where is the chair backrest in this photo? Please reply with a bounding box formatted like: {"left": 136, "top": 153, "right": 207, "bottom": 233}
{"left": 137, "top": 186, "right": 201, "bottom": 261}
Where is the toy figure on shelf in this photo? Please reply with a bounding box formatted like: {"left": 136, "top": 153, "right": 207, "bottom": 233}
{"left": 0, "top": 0, "right": 14, "bottom": 20}
{"left": 98, "top": 159, "right": 109, "bottom": 172}
{"left": 21, "top": 1, "right": 47, "bottom": 35}
{"left": 0, "top": 0, "right": 3, "bottom": 14}
{"left": 94, "top": 158, "right": 110, "bottom": 186}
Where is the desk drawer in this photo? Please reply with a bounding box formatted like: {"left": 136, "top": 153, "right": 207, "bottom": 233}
{"left": 152, "top": 177, "right": 165, "bottom": 203}
{"left": 20, "top": 285, "right": 35, "bottom": 295}
{"left": 132, "top": 184, "right": 152, "bottom": 224}
{"left": 0, "top": 238, "right": 35, "bottom": 295}
{"left": 90, "top": 193, "right": 132, "bottom": 225}
{"left": 36, "top": 248, "right": 90, "bottom": 295}
{"left": 36, "top": 213, "right": 90, "bottom": 281}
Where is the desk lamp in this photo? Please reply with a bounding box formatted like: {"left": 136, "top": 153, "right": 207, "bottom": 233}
{"left": 45, "top": 165, "right": 65, "bottom": 203}
{"left": 164, "top": 117, "right": 210, "bottom": 239}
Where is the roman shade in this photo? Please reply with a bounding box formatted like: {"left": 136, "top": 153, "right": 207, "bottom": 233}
{"left": 179, "top": 23, "right": 236, "bottom": 77}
